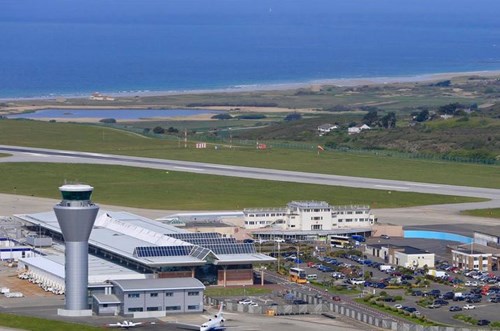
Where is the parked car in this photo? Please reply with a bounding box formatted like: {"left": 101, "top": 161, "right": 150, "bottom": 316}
{"left": 394, "top": 304, "right": 403, "bottom": 309}
{"left": 434, "top": 299, "right": 449, "bottom": 306}
{"left": 477, "top": 320, "right": 490, "bottom": 326}
{"left": 380, "top": 234, "right": 390, "bottom": 239}
{"left": 292, "top": 299, "right": 308, "bottom": 305}
{"left": 404, "top": 307, "right": 417, "bottom": 313}
{"left": 238, "top": 298, "right": 255, "bottom": 305}
{"left": 427, "top": 303, "right": 441, "bottom": 309}
{"left": 449, "top": 306, "right": 462, "bottom": 312}
{"left": 463, "top": 304, "right": 476, "bottom": 310}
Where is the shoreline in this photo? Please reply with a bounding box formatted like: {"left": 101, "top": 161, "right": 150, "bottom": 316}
{"left": 1, "top": 69, "right": 500, "bottom": 102}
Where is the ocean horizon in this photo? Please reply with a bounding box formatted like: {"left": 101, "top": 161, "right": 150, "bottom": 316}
{"left": 1, "top": 0, "right": 499, "bottom": 99}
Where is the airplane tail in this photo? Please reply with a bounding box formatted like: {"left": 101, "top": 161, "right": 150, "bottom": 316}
{"left": 215, "top": 302, "right": 224, "bottom": 318}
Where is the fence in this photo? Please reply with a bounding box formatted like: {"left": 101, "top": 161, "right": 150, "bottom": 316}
{"left": 205, "top": 290, "right": 485, "bottom": 331}
{"left": 98, "top": 123, "right": 499, "bottom": 166}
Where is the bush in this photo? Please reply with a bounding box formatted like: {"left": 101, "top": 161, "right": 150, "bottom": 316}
{"left": 99, "top": 118, "right": 116, "bottom": 123}
{"left": 211, "top": 113, "right": 233, "bottom": 120}
{"left": 236, "top": 114, "right": 267, "bottom": 120}
{"left": 152, "top": 126, "right": 165, "bottom": 134}
{"left": 284, "top": 112, "right": 302, "bottom": 121}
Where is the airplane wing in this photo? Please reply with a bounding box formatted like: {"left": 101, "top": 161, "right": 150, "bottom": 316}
{"left": 129, "top": 322, "right": 143, "bottom": 327}
{"left": 107, "top": 323, "right": 122, "bottom": 328}
{"left": 168, "top": 321, "right": 200, "bottom": 330}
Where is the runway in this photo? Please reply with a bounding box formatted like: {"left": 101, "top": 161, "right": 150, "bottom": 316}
{"left": 0, "top": 145, "right": 499, "bottom": 207}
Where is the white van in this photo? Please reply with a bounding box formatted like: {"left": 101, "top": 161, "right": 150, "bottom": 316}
{"left": 306, "top": 274, "right": 317, "bottom": 281}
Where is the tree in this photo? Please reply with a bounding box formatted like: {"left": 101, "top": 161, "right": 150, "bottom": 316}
{"left": 380, "top": 112, "right": 396, "bottom": 128}
{"left": 211, "top": 113, "right": 233, "bottom": 120}
{"left": 363, "top": 110, "right": 379, "bottom": 126}
{"left": 99, "top": 118, "right": 116, "bottom": 123}
{"left": 284, "top": 112, "right": 302, "bottom": 121}
{"left": 152, "top": 126, "right": 165, "bottom": 134}
{"left": 167, "top": 127, "right": 179, "bottom": 133}
{"left": 415, "top": 109, "right": 429, "bottom": 122}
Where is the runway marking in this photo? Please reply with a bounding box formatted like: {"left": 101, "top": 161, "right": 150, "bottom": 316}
{"left": 83, "top": 152, "right": 111, "bottom": 158}
{"left": 174, "top": 166, "right": 205, "bottom": 172}
{"left": 206, "top": 164, "right": 236, "bottom": 169}
{"left": 23, "top": 152, "right": 49, "bottom": 158}
{"left": 374, "top": 185, "right": 410, "bottom": 190}
{"left": 406, "top": 183, "right": 441, "bottom": 188}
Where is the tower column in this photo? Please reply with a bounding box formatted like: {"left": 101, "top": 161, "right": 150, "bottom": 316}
{"left": 54, "top": 184, "right": 99, "bottom": 317}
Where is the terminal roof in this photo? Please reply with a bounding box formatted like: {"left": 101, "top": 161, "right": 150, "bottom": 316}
{"left": 17, "top": 210, "right": 275, "bottom": 268}
{"left": 111, "top": 277, "right": 205, "bottom": 292}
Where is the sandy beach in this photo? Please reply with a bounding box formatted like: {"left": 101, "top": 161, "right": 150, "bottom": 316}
{"left": 1, "top": 69, "right": 499, "bottom": 123}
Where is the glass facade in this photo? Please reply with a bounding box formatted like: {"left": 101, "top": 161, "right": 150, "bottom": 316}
{"left": 61, "top": 190, "right": 92, "bottom": 201}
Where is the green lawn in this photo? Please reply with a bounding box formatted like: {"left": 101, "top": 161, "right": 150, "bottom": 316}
{"left": 0, "top": 313, "right": 104, "bottom": 331}
{"left": 461, "top": 208, "right": 500, "bottom": 219}
{"left": 0, "top": 120, "right": 498, "bottom": 189}
{"left": 0, "top": 163, "right": 481, "bottom": 210}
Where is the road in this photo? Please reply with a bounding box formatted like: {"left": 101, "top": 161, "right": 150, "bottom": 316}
{"left": 0, "top": 145, "right": 499, "bottom": 206}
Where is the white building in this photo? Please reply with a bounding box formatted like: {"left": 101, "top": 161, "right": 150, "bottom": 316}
{"left": 364, "top": 244, "right": 435, "bottom": 269}
{"left": 348, "top": 124, "right": 371, "bottom": 135}
{"left": 243, "top": 201, "right": 375, "bottom": 231}
{"left": 317, "top": 123, "right": 338, "bottom": 136}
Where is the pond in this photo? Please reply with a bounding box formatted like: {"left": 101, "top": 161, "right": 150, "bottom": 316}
{"left": 7, "top": 108, "right": 221, "bottom": 120}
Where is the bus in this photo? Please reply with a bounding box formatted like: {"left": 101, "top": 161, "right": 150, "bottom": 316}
{"left": 289, "top": 267, "right": 307, "bottom": 284}
{"left": 330, "top": 235, "right": 350, "bottom": 248}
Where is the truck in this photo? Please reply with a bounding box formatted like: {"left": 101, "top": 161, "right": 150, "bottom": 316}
{"left": 427, "top": 270, "right": 449, "bottom": 278}
{"left": 379, "top": 265, "right": 393, "bottom": 272}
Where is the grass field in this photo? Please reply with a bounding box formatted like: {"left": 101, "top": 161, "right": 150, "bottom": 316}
{"left": 0, "top": 163, "right": 481, "bottom": 210}
{"left": 461, "top": 208, "right": 500, "bottom": 219}
{"left": 0, "top": 313, "right": 104, "bottom": 331}
{"left": 0, "top": 120, "right": 498, "bottom": 189}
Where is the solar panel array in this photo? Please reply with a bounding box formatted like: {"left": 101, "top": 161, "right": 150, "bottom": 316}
{"left": 134, "top": 232, "right": 257, "bottom": 259}
{"left": 190, "top": 246, "right": 211, "bottom": 259}
{"left": 203, "top": 243, "right": 256, "bottom": 255}
{"left": 135, "top": 246, "right": 192, "bottom": 257}
{"left": 168, "top": 232, "right": 221, "bottom": 241}
{"left": 187, "top": 237, "right": 236, "bottom": 246}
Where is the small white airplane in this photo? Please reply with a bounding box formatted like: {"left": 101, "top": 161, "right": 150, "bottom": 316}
{"left": 200, "top": 303, "right": 225, "bottom": 331}
{"left": 107, "top": 320, "right": 143, "bottom": 329}
{"left": 176, "top": 303, "right": 227, "bottom": 331}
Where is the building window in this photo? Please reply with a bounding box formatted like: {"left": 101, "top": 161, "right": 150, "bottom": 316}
{"left": 311, "top": 225, "right": 322, "bottom": 230}
{"left": 147, "top": 306, "right": 160, "bottom": 311}
{"left": 128, "top": 307, "right": 143, "bottom": 312}
{"left": 311, "top": 216, "right": 322, "bottom": 220}
{"left": 165, "top": 306, "right": 181, "bottom": 311}
{"left": 188, "top": 305, "right": 200, "bottom": 310}
{"left": 128, "top": 293, "right": 140, "bottom": 298}
{"left": 165, "top": 292, "right": 173, "bottom": 297}
{"left": 103, "top": 304, "right": 108, "bottom": 308}
{"left": 150, "top": 293, "right": 158, "bottom": 297}
{"left": 188, "top": 291, "right": 199, "bottom": 296}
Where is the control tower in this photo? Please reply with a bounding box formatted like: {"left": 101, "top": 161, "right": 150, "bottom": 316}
{"left": 54, "top": 184, "right": 99, "bottom": 317}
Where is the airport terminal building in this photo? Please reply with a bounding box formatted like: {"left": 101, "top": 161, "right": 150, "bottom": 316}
{"left": 16, "top": 210, "right": 275, "bottom": 287}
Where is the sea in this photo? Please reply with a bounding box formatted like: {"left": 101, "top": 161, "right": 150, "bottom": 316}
{"left": 1, "top": 0, "right": 499, "bottom": 99}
